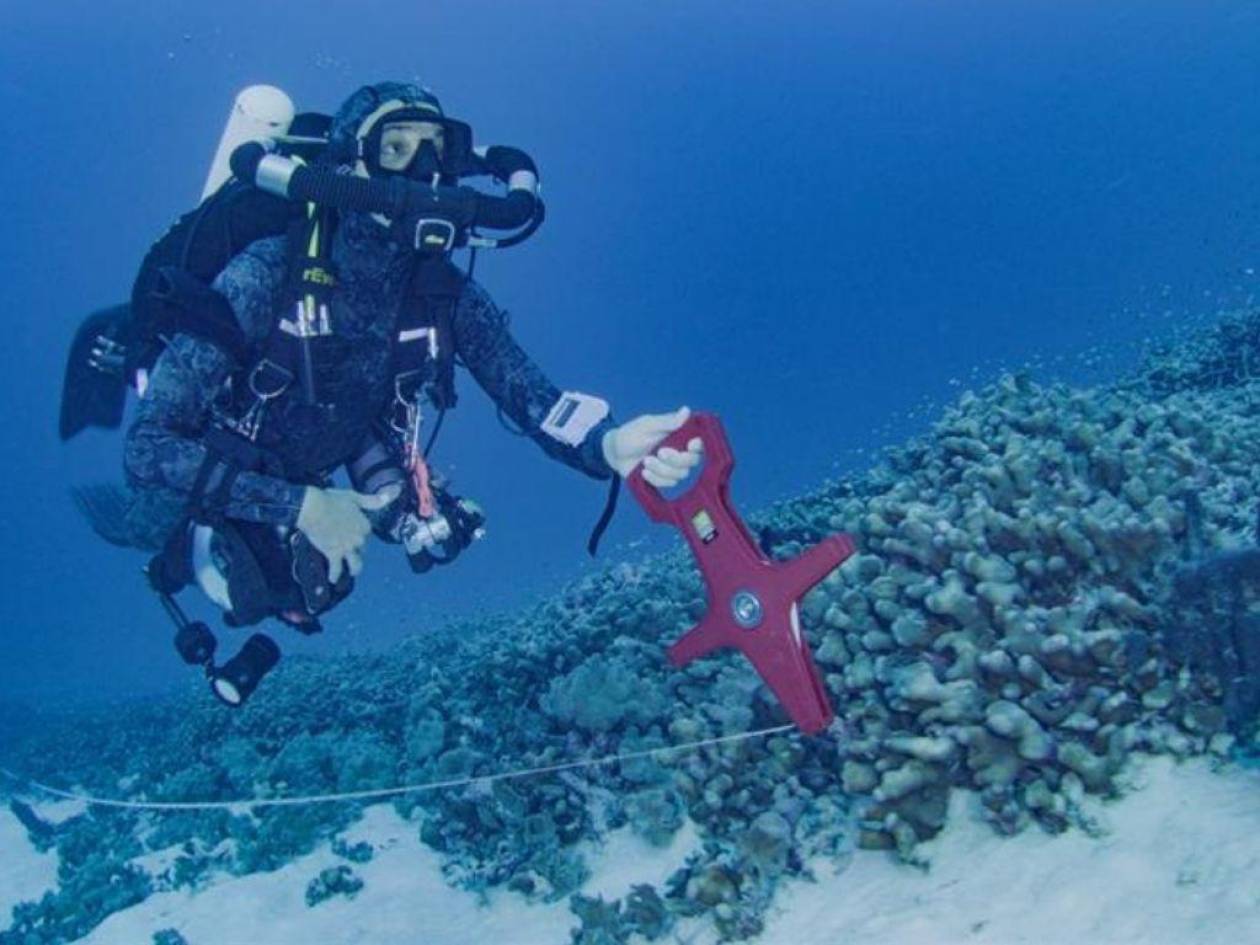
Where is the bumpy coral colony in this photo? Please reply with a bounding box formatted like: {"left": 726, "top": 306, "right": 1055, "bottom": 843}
{"left": 4, "top": 313, "right": 1260, "bottom": 943}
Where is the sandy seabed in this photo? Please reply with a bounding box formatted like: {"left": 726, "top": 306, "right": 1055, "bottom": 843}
{"left": 4, "top": 753, "right": 1256, "bottom": 945}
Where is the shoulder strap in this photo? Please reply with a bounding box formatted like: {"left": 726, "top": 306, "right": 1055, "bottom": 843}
{"left": 279, "top": 205, "right": 339, "bottom": 404}
{"left": 149, "top": 266, "right": 251, "bottom": 365}
{"left": 393, "top": 256, "right": 467, "bottom": 411}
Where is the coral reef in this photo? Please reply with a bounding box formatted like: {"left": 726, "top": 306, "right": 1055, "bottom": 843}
{"left": 568, "top": 885, "right": 673, "bottom": 944}
{"left": 541, "top": 644, "right": 671, "bottom": 733}
{"left": 305, "top": 864, "right": 365, "bottom": 906}
{"left": 1162, "top": 495, "right": 1260, "bottom": 729}
{"left": 332, "top": 837, "right": 375, "bottom": 864}
{"left": 5, "top": 311, "right": 1260, "bottom": 943}
{"left": 8, "top": 799, "right": 55, "bottom": 851}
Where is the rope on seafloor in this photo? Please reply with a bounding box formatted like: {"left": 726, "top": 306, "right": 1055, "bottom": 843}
{"left": 0, "top": 723, "right": 796, "bottom": 813}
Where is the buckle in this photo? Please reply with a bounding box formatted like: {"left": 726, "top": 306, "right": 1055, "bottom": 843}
{"left": 249, "top": 359, "right": 294, "bottom": 399}
{"left": 413, "top": 218, "right": 456, "bottom": 253}
{"left": 389, "top": 370, "right": 426, "bottom": 436}
{"left": 394, "top": 370, "right": 426, "bottom": 405}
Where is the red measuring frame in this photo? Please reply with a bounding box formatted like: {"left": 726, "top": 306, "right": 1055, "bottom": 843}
{"left": 627, "top": 412, "right": 855, "bottom": 735}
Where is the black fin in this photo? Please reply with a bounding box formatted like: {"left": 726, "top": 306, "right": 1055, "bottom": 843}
{"left": 71, "top": 483, "right": 137, "bottom": 547}
{"left": 59, "top": 304, "right": 132, "bottom": 441}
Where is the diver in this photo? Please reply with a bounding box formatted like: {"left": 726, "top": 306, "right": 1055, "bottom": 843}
{"left": 114, "top": 81, "right": 702, "bottom": 705}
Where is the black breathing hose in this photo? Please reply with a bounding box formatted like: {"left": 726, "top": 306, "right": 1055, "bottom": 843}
{"left": 229, "top": 143, "right": 539, "bottom": 232}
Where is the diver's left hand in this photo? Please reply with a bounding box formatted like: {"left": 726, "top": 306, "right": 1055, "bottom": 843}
{"left": 602, "top": 406, "right": 704, "bottom": 488}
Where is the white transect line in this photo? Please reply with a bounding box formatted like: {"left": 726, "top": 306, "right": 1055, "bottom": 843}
{"left": 0, "top": 724, "right": 797, "bottom": 813}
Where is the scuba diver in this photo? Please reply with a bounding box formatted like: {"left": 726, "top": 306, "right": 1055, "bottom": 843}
{"left": 64, "top": 81, "right": 702, "bottom": 706}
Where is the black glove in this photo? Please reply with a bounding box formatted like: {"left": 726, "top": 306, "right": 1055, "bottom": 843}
{"left": 229, "top": 141, "right": 269, "bottom": 184}
{"left": 481, "top": 145, "right": 538, "bottom": 183}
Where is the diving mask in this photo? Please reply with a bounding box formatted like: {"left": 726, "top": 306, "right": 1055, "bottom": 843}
{"left": 379, "top": 120, "right": 447, "bottom": 177}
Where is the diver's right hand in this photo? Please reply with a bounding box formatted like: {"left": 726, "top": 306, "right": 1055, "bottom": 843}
{"left": 296, "top": 485, "right": 399, "bottom": 583}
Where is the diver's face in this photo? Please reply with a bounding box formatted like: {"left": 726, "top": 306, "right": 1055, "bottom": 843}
{"left": 378, "top": 120, "right": 445, "bottom": 172}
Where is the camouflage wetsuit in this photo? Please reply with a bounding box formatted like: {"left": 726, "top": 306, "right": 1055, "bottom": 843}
{"left": 122, "top": 209, "right": 614, "bottom": 546}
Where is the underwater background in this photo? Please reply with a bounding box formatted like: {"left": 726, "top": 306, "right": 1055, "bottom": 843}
{"left": 2, "top": 2, "right": 1260, "bottom": 943}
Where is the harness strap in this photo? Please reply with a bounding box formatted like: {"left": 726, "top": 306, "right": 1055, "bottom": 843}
{"left": 189, "top": 449, "right": 224, "bottom": 519}
{"left": 150, "top": 266, "right": 251, "bottom": 365}
{"left": 429, "top": 296, "right": 460, "bottom": 410}
{"left": 189, "top": 427, "right": 268, "bottom": 522}
{"left": 290, "top": 207, "right": 337, "bottom": 404}
{"left": 394, "top": 257, "right": 465, "bottom": 413}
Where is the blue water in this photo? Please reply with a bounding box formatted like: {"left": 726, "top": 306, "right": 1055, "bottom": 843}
{"left": 1, "top": 0, "right": 1257, "bottom": 706}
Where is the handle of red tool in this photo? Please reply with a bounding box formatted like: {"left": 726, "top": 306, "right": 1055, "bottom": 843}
{"left": 625, "top": 411, "right": 733, "bottom": 524}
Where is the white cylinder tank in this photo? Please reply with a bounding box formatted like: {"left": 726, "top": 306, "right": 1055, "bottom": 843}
{"left": 201, "top": 84, "right": 295, "bottom": 201}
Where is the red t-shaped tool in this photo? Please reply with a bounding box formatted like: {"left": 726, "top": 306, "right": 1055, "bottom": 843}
{"left": 627, "top": 412, "right": 855, "bottom": 735}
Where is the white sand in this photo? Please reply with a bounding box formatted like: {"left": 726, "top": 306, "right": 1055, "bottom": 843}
{"left": 78, "top": 805, "right": 701, "bottom": 945}
{"left": 10, "top": 754, "right": 1258, "bottom": 944}
{"left": 755, "top": 755, "right": 1260, "bottom": 945}
{"left": 0, "top": 805, "right": 59, "bottom": 924}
